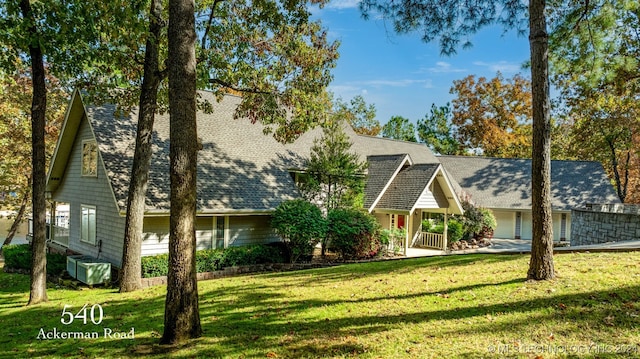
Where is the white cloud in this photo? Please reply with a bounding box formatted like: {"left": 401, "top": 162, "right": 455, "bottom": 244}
{"left": 473, "top": 61, "right": 522, "bottom": 74}
{"left": 423, "top": 61, "right": 468, "bottom": 74}
{"left": 324, "top": 0, "right": 360, "bottom": 10}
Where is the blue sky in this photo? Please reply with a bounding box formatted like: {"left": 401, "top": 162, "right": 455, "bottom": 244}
{"left": 312, "top": 1, "right": 531, "bottom": 125}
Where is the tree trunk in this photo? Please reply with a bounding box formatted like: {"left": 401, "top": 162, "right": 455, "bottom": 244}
{"left": 161, "top": 0, "right": 202, "bottom": 344}
{"left": 0, "top": 184, "right": 30, "bottom": 255}
{"left": 20, "top": 0, "right": 49, "bottom": 304}
{"left": 527, "top": 0, "right": 555, "bottom": 281}
{"left": 606, "top": 137, "right": 628, "bottom": 203}
{"left": 119, "top": 0, "right": 164, "bottom": 293}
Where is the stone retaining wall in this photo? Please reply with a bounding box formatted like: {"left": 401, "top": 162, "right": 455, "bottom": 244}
{"left": 571, "top": 204, "right": 640, "bottom": 246}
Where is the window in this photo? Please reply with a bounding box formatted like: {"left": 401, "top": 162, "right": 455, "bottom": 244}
{"left": 81, "top": 205, "right": 96, "bottom": 244}
{"left": 213, "top": 216, "right": 228, "bottom": 249}
{"left": 82, "top": 140, "right": 97, "bottom": 176}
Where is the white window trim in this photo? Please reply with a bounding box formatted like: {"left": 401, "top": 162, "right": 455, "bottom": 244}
{"left": 80, "top": 204, "right": 97, "bottom": 245}
{"left": 213, "top": 216, "right": 229, "bottom": 248}
{"left": 81, "top": 139, "right": 98, "bottom": 177}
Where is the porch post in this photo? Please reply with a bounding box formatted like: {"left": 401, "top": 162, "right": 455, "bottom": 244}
{"left": 442, "top": 209, "right": 448, "bottom": 250}
{"left": 403, "top": 214, "right": 408, "bottom": 256}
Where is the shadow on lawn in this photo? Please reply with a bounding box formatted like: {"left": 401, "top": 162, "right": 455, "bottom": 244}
{"left": 1, "top": 255, "right": 638, "bottom": 358}
{"left": 261, "top": 253, "right": 524, "bottom": 287}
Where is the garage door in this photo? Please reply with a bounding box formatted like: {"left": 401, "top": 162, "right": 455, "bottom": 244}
{"left": 492, "top": 211, "right": 514, "bottom": 239}
{"left": 521, "top": 212, "right": 533, "bottom": 240}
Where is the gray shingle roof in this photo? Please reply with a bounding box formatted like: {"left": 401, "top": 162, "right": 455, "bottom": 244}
{"left": 88, "top": 93, "right": 302, "bottom": 213}
{"left": 86, "top": 92, "right": 443, "bottom": 214}
{"left": 375, "top": 164, "right": 440, "bottom": 211}
{"left": 438, "top": 156, "right": 620, "bottom": 211}
{"left": 364, "top": 154, "right": 410, "bottom": 209}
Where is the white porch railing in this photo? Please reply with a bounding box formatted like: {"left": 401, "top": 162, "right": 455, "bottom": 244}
{"left": 414, "top": 232, "right": 445, "bottom": 250}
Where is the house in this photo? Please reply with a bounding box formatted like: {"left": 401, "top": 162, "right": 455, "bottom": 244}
{"left": 437, "top": 156, "right": 621, "bottom": 241}
{"left": 46, "top": 90, "right": 619, "bottom": 267}
{"left": 45, "top": 90, "right": 462, "bottom": 266}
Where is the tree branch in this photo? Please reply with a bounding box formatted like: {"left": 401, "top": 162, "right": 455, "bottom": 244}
{"left": 208, "top": 78, "right": 273, "bottom": 95}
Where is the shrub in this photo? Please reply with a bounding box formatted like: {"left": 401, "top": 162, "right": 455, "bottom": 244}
{"left": 447, "top": 219, "right": 464, "bottom": 242}
{"left": 2, "top": 244, "right": 31, "bottom": 271}
{"left": 141, "top": 244, "right": 287, "bottom": 278}
{"left": 47, "top": 252, "right": 67, "bottom": 275}
{"left": 327, "top": 208, "right": 380, "bottom": 259}
{"left": 196, "top": 249, "right": 224, "bottom": 273}
{"left": 421, "top": 219, "right": 432, "bottom": 232}
{"left": 141, "top": 253, "right": 169, "bottom": 278}
{"left": 460, "top": 201, "right": 497, "bottom": 240}
{"left": 272, "top": 199, "right": 326, "bottom": 263}
{"left": 378, "top": 228, "right": 404, "bottom": 254}
{"left": 2, "top": 244, "right": 68, "bottom": 276}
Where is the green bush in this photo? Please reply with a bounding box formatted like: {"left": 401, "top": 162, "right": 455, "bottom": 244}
{"left": 272, "top": 199, "right": 326, "bottom": 263}
{"left": 195, "top": 249, "right": 224, "bottom": 273}
{"left": 47, "top": 252, "right": 67, "bottom": 275}
{"left": 141, "top": 244, "right": 287, "bottom": 278}
{"left": 460, "top": 201, "right": 497, "bottom": 240}
{"left": 141, "top": 253, "right": 169, "bottom": 278}
{"left": 2, "top": 244, "right": 70, "bottom": 276}
{"left": 378, "top": 228, "right": 404, "bottom": 254}
{"left": 2, "top": 244, "right": 31, "bottom": 271}
{"left": 327, "top": 208, "right": 380, "bottom": 259}
{"left": 445, "top": 219, "right": 464, "bottom": 242}
{"left": 421, "top": 219, "right": 432, "bottom": 232}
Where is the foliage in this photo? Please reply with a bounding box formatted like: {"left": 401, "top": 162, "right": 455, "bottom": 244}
{"left": 2, "top": 244, "right": 66, "bottom": 275}
{"left": 0, "top": 70, "right": 67, "bottom": 246}
{"left": 460, "top": 201, "right": 497, "bottom": 240}
{"left": 300, "top": 121, "right": 367, "bottom": 211}
{"left": 548, "top": 0, "right": 640, "bottom": 203}
{"left": 378, "top": 228, "right": 405, "bottom": 255}
{"left": 326, "top": 208, "right": 380, "bottom": 259}
{"left": 198, "top": 0, "right": 339, "bottom": 143}
{"left": 271, "top": 199, "right": 327, "bottom": 263}
{"left": 140, "top": 253, "right": 169, "bottom": 278}
{"left": 423, "top": 218, "right": 464, "bottom": 243}
{"left": 333, "top": 95, "right": 380, "bottom": 136}
{"left": 549, "top": 0, "right": 640, "bottom": 94}
{"left": 450, "top": 72, "right": 532, "bottom": 158}
{"left": 381, "top": 115, "right": 417, "bottom": 142}
{"left": 141, "top": 244, "right": 287, "bottom": 278}
{"left": 417, "top": 103, "right": 461, "bottom": 155}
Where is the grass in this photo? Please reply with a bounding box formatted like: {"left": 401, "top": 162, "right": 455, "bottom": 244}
{"left": 1, "top": 252, "right": 639, "bottom": 358}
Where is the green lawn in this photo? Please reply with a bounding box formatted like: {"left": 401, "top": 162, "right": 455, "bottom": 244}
{"left": 1, "top": 252, "right": 639, "bottom": 358}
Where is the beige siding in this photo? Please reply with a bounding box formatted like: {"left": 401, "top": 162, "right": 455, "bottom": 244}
{"left": 141, "top": 217, "right": 170, "bottom": 256}
{"left": 228, "top": 216, "right": 278, "bottom": 247}
{"left": 196, "top": 216, "right": 213, "bottom": 250}
{"left": 374, "top": 212, "right": 390, "bottom": 229}
{"left": 52, "top": 117, "right": 125, "bottom": 267}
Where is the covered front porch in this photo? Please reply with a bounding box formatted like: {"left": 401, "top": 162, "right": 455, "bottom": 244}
{"left": 373, "top": 207, "right": 457, "bottom": 254}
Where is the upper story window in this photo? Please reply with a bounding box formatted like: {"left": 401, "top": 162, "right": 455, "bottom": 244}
{"left": 82, "top": 140, "right": 97, "bottom": 177}
{"left": 80, "top": 205, "right": 97, "bottom": 245}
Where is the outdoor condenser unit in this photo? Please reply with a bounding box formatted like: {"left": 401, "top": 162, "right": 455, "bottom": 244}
{"left": 66, "top": 255, "right": 111, "bottom": 285}
{"left": 66, "top": 255, "right": 94, "bottom": 278}
{"left": 76, "top": 260, "right": 111, "bottom": 285}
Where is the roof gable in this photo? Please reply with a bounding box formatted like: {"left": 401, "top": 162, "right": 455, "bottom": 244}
{"left": 364, "top": 154, "right": 412, "bottom": 211}
{"left": 375, "top": 163, "right": 440, "bottom": 212}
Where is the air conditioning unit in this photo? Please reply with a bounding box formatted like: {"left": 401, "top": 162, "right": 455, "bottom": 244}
{"left": 76, "top": 260, "right": 111, "bottom": 285}
{"left": 66, "top": 255, "right": 95, "bottom": 278}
